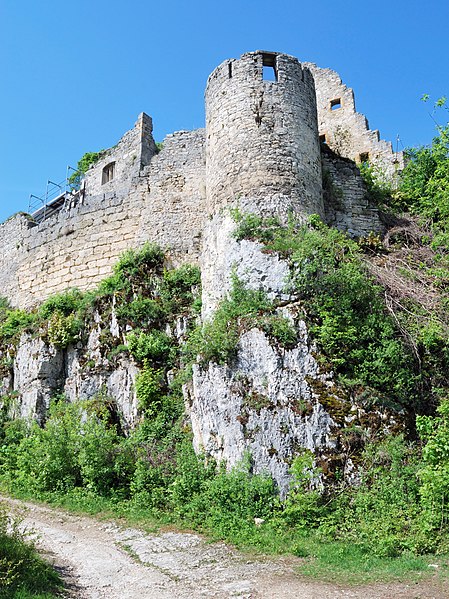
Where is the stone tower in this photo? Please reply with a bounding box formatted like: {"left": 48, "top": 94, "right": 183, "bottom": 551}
{"left": 201, "top": 51, "right": 325, "bottom": 317}
{"left": 205, "top": 51, "right": 323, "bottom": 219}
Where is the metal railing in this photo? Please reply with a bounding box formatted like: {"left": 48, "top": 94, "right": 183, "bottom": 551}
{"left": 28, "top": 166, "right": 84, "bottom": 224}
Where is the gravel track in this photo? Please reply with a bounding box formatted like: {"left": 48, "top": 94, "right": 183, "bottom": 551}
{"left": 4, "top": 497, "right": 446, "bottom": 599}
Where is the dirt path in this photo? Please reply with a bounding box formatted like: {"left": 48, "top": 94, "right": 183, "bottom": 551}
{"left": 4, "top": 498, "right": 447, "bottom": 598}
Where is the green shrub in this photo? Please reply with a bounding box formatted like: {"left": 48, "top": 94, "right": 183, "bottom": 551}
{"left": 416, "top": 398, "right": 449, "bottom": 532}
{"left": 358, "top": 161, "right": 393, "bottom": 207}
{"left": 115, "top": 243, "right": 164, "bottom": 279}
{"left": 160, "top": 264, "right": 201, "bottom": 314}
{"left": 39, "top": 289, "right": 85, "bottom": 319}
{"left": 282, "top": 451, "right": 325, "bottom": 528}
{"left": 47, "top": 311, "right": 81, "bottom": 347}
{"left": 68, "top": 150, "right": 105, "bottom": 191}
{"left": 126, "top": 330, "right": 173, "bottom": 364}
{"left": 231, "top": 209, "right": 281, "bottom": 243}
{"left": 394, "top": 104, "right": 449, "bottom": 249}
{"left": 116, "top": 298, "right": 164, "bottom": 324}
{"left": 135, "top": 364, "right": 164, "bottom": 415}
{"left": 199, "top": 456, "right": 278, "bottom": 539}
{"left": 186, "top": 275, "right": 275, "bottom": 365}
{"left": 0, "top": 309, "right": 35, "bottom": 342}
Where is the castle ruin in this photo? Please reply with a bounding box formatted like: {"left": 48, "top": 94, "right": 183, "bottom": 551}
{"left": 0, "top": 51, "right": 402, "bottom": 309}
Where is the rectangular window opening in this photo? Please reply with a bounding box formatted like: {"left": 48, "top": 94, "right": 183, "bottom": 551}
{"left": 319, "top": 134, "right": 327, "bottom": 145}
{"left": 359, "top": 152, "right": 369, "bottom": 164}
{"left": 330, "top": 98, "right": 342, "bottom": 110}
{"left": 262, "top": 53, "right": 278, "bottom": 82}
{"left": 102, "top": 162, "right": 115, "bottom": 185}
{"left": 228, "top": 62, "right": 233, "bottom": 78}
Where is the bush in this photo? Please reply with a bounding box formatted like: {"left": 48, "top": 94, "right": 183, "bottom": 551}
{"left": 68, "top": 150, "right": 104, "bottom": 191}
{"left": 115, "top": 243, "right": 165, "bottom": 279}
{"left": 46, "top": 311, "right": 81, "bottom": 347}
{"left": 135, "top": 364, "right": 164, "bottom": 415}
{"left": 39, "top": 289, "right": 85, "bottom": 319}
{"left": 395, "top": 105, "right": 449, "bottom": 249}
{"left": 127, "top": 330, "right": 173, "bottom": 364}
{"left": 416, "top": 398, "right": 449, "bottom": 532}
{"left": 160, "top": 264, "right": 201, "bottom": 314}
{"left": 0, "top": 309, "right": 35, "bottom": 342}
{"left": 116, "top": 298, "right": 164, "bottom": 325}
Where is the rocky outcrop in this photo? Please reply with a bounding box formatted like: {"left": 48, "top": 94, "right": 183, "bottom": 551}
{"left": 13, "top": 335, "right": 64, "bottom": 424}
{"left": 8, "top": 325, "right": 139, "bottom": 429}
{"left": 201, "top": 213, "right": 291, "bottom": 318}
{"left": 187, "top": 321, "right": 339, "bottom": 496}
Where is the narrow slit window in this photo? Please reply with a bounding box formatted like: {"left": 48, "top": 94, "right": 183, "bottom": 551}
{"left": 228, "top": 62, "right": 233, "bottom": 78}
{"left": 102, "top": 162, "right": 115, "bottom": 185}
{"left": 330, "top": 98, "right": 342, "bottom": 110}
{"left": 262, "top": 53, "right": 278, "bottom": 81}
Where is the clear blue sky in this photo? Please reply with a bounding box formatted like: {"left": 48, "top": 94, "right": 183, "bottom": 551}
{"left": 1, "top": 0, "right": 448, "bottom": 223}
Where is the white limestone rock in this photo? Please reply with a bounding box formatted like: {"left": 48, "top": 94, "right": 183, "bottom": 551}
{"left": 13, "top": 334, "right": 64, "bottom": 423}
{"left": 64, "top": 348, "right": 139, "bottom": 431}
{"left": 201, "top": 213, "right": 291, "bottom": 319}
{"left": 188, "top": 323, "right": 338, "bottom": 496}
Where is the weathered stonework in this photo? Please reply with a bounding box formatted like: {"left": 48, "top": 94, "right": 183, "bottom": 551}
{"left": 0, "top": 51, "right": 399, "bottom": 309}
{"left": 305, "top": 62, "right": 403, "bottom": 180}
{"left": 205, "top": 52, "right": 323, "bottom": 219}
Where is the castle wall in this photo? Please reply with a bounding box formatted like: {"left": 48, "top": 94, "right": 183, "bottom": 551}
{"left": 205, "top": 51, "right": 323, "bottom": 220}
{"left": 0, "top": 129, "right": 206, "bottom": 308}
{"left": 83, "top": 112, "right": 156, "bottom": 197}
{"left": 0, "top": 52, "right": 397, "bottom": 309}
{"left": 138, "top": 129, "right": 206, "bottom": 264}
{"left": 305, "top": 63, "right": 403, "bottom": 181}
{"left": 322, "top": 147, "right": 382, "bottom": 236}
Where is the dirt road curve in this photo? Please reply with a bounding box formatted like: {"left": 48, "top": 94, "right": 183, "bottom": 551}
{"left": 4, "top": 498, "right": 446, "bottom": 599}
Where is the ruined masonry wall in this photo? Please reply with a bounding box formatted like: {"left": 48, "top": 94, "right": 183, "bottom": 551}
{"left": 139, "top": 129, "right": 206, "bottom": 264}
{"left": 0, "top": 130, "right": 206, "bottom": 308}
{"left": 0, "top": 51, "right": 397, "bottom": 309}
{"left": 322, "top": 148, "right": 381, "bottom": 236}
{"left": 305, "top": 63, "right": 403, "bottom": 180}
{"left": 83, "top": 112, "right": 157, "bottom": 197}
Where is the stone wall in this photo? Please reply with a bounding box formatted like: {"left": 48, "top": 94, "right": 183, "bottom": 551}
{"left": 0, "top": 51, "right": 399, "bottom": 309}
{"left": 322, "top": 145, "right": 382, "bottom": 236}
{"left": 138, "top": 129, "right": 206, "bottom": 264}
{"left": 83, "top": 112, "right": 156, "bottom": 197}
{"left": 305, "top": 63, "right": 404, "bottom": 181}
{"left": 0, "top": 124, "right": 206, "bottom": 308}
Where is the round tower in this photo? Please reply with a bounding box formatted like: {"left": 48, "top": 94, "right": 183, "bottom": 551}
{"left": 205, "top": 51, "right": 323, "bottom": 219}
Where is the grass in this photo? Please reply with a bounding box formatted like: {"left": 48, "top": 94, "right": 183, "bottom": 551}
{"left": 296, "top": 539, "right": 444, "bottom": 585}
{"left": 0, "top": 502, "right": 63, "bottom": 598}
{"left": 10, "top": 592, "right": 61, "bottom": 599}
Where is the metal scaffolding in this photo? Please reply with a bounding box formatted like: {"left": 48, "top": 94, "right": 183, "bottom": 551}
{"left": 28, "top": 166, "right": 83, "bottom": 224}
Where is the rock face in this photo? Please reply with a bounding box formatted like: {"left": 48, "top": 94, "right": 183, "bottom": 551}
{"left": 201, "top": 213, "right": 291, "bottom": 318}
{"left": 13, "top": 335, "right": 64, "bottom": 424}
{"left": 7, "top": 330, "right": 139, "bottom": 431}
{"left": 188, "top": 324, "right": 337, "bottom": 496}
